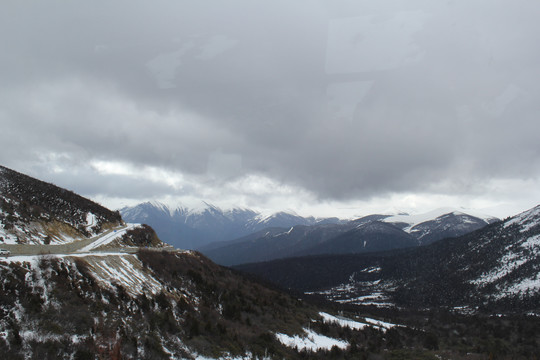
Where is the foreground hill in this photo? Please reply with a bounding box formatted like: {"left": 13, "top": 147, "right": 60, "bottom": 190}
{"left": 236, "top": 205, "right": 540, "bottom": 314}
{"left": 1, "top": 248, "right": 340, "bottom": 359}
{"left": 203, "top": 210, "right": 497, "bottom": 266}
{"left": 0, "top": 165, "right": 122, "bottom": 245}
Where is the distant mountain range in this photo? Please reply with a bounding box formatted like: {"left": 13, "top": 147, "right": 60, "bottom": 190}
{"left": 236, "top": 205, "right": 540, "bottom": 313}
{"left": 201, "top": 209, "right": 498, "bottom": 266}
{"left": 120, "top": 201, "right": 341, "bottom": 249}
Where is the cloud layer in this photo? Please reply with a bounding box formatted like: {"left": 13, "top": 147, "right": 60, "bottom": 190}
{"left": 1, "top": 0, "right": 540, "bottom": 217}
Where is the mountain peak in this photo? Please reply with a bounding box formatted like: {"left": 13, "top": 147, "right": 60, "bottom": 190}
{"left": 120, "top": 202, "right": 339, "bottom": 249}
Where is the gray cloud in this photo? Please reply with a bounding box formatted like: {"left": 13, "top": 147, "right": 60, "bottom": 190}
{"left": 1, "top": 0, "right": 540, "bottom": 216}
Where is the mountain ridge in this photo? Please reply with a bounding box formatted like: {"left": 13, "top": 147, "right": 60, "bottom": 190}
{"left": 202, "top": 210, "right": 498, "bottom": 266}
{"left": 120, "top": 201, "right": 342, "bottom": 249}
{"left": 235, "top": 204, "right": 540, "bottom": 314}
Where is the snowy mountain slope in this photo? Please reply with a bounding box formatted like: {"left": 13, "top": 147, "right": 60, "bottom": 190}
{"left": 468, "top": 205, "right": 540, "bottom": 297}
{"left": 236, "top": 204, "right": 540, "bottom": 313}
{"left": 383, "top": 207, "right": 496, "bottom": 229}
{"left": 120, "top": 201, "right": 340, "bottom": 249}
{"left": 383, "top": 208, "right": 498, "bottom": 245}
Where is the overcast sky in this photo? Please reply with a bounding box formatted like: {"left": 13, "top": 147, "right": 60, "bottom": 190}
{"left": 2, "top": 0, "right": 540, "bottom": 218}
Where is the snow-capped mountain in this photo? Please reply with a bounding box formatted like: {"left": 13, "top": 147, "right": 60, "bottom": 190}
{"left": 120, "top": 201, "right": 340, "bottom": 249}
{"left": 202, "top": 210, "right": 498, "bottom": 266}
{"left": 237, "top": 204, "right": 540, "bottom": 313}
{"left": 383, "top": 208, "right": 498, "bottom": 245}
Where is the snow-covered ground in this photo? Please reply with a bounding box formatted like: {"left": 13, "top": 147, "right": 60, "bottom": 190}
{"left": 470, "top": 207, "right": 540, "bottom": 298}
{"left": 503, "top": 205, "right": 540, "bottom": 232}
{"left": 319, "top": 312, "right": 400, "bottom": 332}
{"left": 0, "top": 252, "right": 164, "bottom": 297}
{"left": 82, "top": 254, "right": 164, "bottom": 296}
{"left": 319, "top": 312, "right": 369, "bottom": 330}
{"left": 195, "top": 353, "right": 269, "bottom": 360}
{"left": 275, "top": 328, "right": 348, "bottom": 351}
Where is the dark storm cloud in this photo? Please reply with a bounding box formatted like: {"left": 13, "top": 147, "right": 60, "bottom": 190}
{"left": 1, "top": 0, "right": 540, "bottom": 206}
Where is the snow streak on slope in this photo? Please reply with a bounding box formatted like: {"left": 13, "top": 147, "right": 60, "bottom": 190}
{"left": 470, "top": 233, "right": 540, "bottom": 297}
{"left": 469, "top": 206, "right": 540, "bottom": 298}
{"left": 275, "top": 328, "right": 348, "bottom": 351}
{"left": 0, "top": 253, "right": 164, "bottom": 297}
{"left": 319, "top": 312, "right": 400, "bottom": 332}
{"left": 319, "top": 312, "right": 370, "bottom": 330}
{"left": 82, "top": 254, "right": 163, "bottom": 296}
{"left": 504, "top": 205, "right": 540, "bottom": 232}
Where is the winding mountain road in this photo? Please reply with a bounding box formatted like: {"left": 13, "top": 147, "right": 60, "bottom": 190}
{"left": 0, "top": 224, "right": 136, "bottom": 256}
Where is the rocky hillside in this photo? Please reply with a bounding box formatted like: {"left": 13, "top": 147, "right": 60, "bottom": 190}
{"left": 0, "top": 166, "right": 122, "bottom": 245}
{"left": 0, "top": 249, "right": 338, "bottom": 359}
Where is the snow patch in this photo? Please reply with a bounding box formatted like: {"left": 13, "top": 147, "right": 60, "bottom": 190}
{"left": 86, "top": 212, "right": 97, "bottom": 228}
{"left": 195, "top": 353, "right": 264, "bottom": 360}
{"left": 275, "top": 328, "right": 348, "bottom": 351}
{"left": 319, "top": 312, "right": 368, "bottom": 330}
{"left": 84, "top": 254, "right": 163, "bottom": 296}
{"left": 471, "top": 233, "right": 540, "bottom": 291}
{"left": 360, "top": 266, "right": 381, "bottom": 274}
